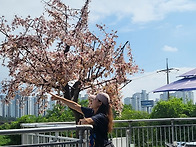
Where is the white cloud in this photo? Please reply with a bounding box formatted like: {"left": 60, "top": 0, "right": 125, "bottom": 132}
{"left": 176, "top": 25, "right": 183, "bottom": 29}
{"left": 1, "top": 0, "right": 196, "bottom": 24}
{"left": 89, "top": 0, "right": 196, "bottom": 24}
{"left": 162, "top": 45, "right": 178, "bottom": 52}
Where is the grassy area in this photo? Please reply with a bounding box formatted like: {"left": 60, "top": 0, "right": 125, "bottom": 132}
{"left": 0, "top": 135, "right": 11, "bottom": 146}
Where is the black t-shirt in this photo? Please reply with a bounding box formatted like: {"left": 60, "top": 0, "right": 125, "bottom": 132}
{"left": 81, "top": 107, "right": 109, "bottom": 147}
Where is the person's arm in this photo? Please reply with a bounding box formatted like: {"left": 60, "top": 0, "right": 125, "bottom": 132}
{"left": 50, "top": 92, "right": 84, "bottom": 115}
{"left": 78, "top": 118, "right": 94, "bottom": 125}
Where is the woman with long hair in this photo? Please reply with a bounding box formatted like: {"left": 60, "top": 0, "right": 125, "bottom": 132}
{"left": 49, "top": 92, "right": 114, "bottom": 147}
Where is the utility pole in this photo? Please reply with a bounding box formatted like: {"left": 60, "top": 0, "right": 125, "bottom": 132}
{"left": 157, "top": 58, "right": 179, "bottom": 100}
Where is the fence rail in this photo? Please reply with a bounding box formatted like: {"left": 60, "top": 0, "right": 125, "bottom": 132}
{"left": 112, "top": 118, "right": 196, "bottom": 147}
{"left": 1, "top": 118, "right": 196, "bottom": 146}
{"left": 0, "top": 125, "right": 92, "bottom": 147}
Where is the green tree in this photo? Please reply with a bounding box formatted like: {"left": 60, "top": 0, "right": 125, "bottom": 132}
{"left": 189, "top": 104, "right": 196, "bottom": 117}
{"left": 115, "top": 104, "right": 149, "bottom": 120}
{"left": 45, "top": 99, "right": 89, "bottom": 122}
{"left": 150, "top": 97, "right": 194, "bottom": 118}
{"left": 45, "top": 104, "right": 75, "bottom": 122}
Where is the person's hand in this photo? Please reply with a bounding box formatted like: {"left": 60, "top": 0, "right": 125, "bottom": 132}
{"left": 78, "top": 118, "right": 94, "bottom": 125}
{"left": 78, "top": 118, "right": 87, "bottom": 125}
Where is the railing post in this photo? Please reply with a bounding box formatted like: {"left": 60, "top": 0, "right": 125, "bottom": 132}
{"left": 78, "top": 129, "right": 84, "bottom": 147}
{"left": 22, "top": 133, "right": 27, "bottom": 145}
{"left": 128, "top": 121, "right": 132, "bottom": 147}
{"left": 171, "top": 119, "right": 174, "bottom": 144}
{"left": 55, "top": 131, "right": 59, "bottom": 142}
{"left": 126, "top": 129, "right": 130, "bottom": 147}
{"left": 34, "top": 124, "right": 39, "bottom": 144}
{"left": 34, "top": 133, "right": 39, "bottom": 144}
{"left": 84, "top": 129, "right": 89, "bottom": 147}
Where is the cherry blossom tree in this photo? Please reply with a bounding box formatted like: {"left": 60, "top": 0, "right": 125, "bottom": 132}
{"left": 0, "top": 0, "right": 140, "bottom": 120}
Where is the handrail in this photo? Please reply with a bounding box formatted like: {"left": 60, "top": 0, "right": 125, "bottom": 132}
{"left": 21, "top": 121, "right": 75, "bottom": 128}
{"left": 20, "top": 117, "right": 196, "bottom": 128}
{"left": 0, "top": 125, "right": 93, "bottom": 135}
{"left": 113, "top": 117, "right": 196, "bottom": 123}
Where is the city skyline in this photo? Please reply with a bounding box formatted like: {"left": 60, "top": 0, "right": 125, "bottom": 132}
{"left": 0, "top": 88, "right": 194, "bottom": 118}
{"left": 124, "top": 90, "right": 194, "bottom": 113}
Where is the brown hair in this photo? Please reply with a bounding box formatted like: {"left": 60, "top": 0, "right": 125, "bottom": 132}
{"left": 107, "top": 104, "right": 113, "bottom": 133}
{"left": 96, "top": 102, "right": 113, "bottom": 133}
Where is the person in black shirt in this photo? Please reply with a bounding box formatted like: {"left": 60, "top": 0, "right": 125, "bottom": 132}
{"left": 49, "top": 92, "right": 114, "bottom": 147}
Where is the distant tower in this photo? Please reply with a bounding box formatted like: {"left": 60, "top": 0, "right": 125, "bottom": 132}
{"left": 0, "top": 95, "right": 5, "bottom": 116}
{"left": 132, "top": 92, "right": 141, "bottom": 111}
{"left": 124, "top": 97, "right": 131, "bottom": 105}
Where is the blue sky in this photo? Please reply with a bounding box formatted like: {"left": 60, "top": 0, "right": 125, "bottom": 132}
{"left": 0, "top": 0, "right": 196, "bottom": 100}
{"left": 89, "top": 1, "right": 196, "bottom": 72}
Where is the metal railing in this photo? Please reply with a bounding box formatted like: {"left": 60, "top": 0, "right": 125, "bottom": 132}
{"left": 1, "top": 118, "right": 196, "bottom": 146}
{"left": 112, "top": 118, "right": 196, "bottom": 147}
{"left": 0, "top": 124, "right": 93, "bottom": 147}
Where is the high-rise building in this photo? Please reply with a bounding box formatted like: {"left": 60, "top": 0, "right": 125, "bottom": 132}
{"left": 14, "top": 93, "right": 20, "bottom": 118}
{"left": 128, "top": 90, "right": 149, "bottom": 112}
{"left": 0, "top": 94, "right": 44, "bottom": 118}
{"left": 160, "top": 92, "right": 168, "bottom": 101}
{"left": 124, "top": 97, "right": 131, "bottom": 105}
{"left": 160, "top": 91, "right": 194, "bottom": 103}
{"left": 0, "top": 95, "right": 5, "bottom": 117}
{"left": 48, "top": 98, "right": 56, "bottom": 111}
{"left": 0, "top": 96, "right": 2, "bottom": 116}
{"left": 131, "top": 92, "right": 141, "bottom": 111}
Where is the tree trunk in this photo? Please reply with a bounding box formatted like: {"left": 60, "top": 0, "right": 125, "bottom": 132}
{"left": 63, "top": 81, "right": 82, "bottom": 124}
